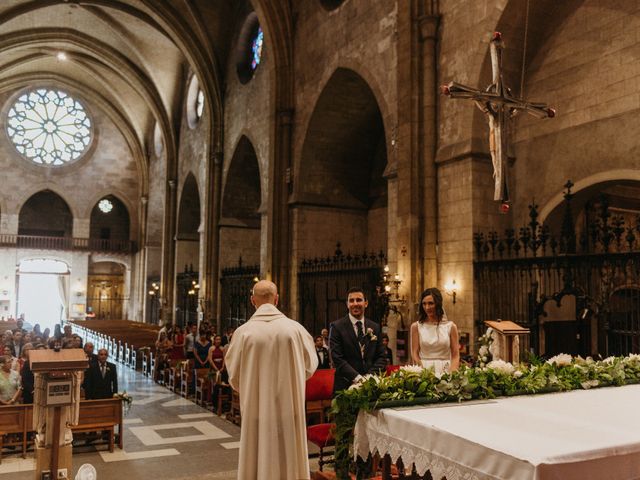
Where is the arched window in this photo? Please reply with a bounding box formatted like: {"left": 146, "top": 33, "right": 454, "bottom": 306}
{"left": 7, "top": 88, "right": 92, "bottom": 166}
{"left": 251, "top": 27, "right": 264, "bottom": 71}
{"left": 236, "top": 13, "right": 265, "bottom": 84}
{"left": 186, "top": 75, "right": 203, "bottom": 129}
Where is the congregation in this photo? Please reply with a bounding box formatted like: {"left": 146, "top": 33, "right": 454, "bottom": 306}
{"left": 0, "top": 318, "right": 119, "bottom": 408}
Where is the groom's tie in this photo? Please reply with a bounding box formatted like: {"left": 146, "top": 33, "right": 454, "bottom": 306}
{"left": 356, "top": 321, "right": 364, "bottom": 344}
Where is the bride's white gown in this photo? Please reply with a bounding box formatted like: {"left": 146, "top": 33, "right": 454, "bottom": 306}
{"left": 418, "top": 320, "right": 453, "bottom": 377}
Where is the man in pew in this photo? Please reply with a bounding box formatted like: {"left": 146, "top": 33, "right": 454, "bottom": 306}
{"left": 84, "top": 348, "right": 118, "bottom": 400}
{"left": 83, "top": 342, "right": 98, "bottom": 366}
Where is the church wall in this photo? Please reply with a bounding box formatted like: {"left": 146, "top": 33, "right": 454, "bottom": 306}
{"left": 218, "top": 227, "right": 261, "bottom": 269}
{"left": 0, "top": 90, "right": 139, "bottom": 236}
{"left": 175, "top": 240, "right": 200, "bottom": 275}
{"left": 0, "top": 89, "right": 139, "bottom": 318}
{"left": 221, "top": 14, "right": 272, "bottom": 282}
{"left": 513, "top": 1, "right": 640, "bottom": 219}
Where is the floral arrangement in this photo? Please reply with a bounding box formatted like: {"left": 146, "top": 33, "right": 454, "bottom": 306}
{"left": 113, "top": 391, "right": 133, "bottom": 415}
{"left": 476, "top": 327, "right": 494, "bottom": 367}
{"left": 331, "top": 353, "right": 640, "bottom": 477}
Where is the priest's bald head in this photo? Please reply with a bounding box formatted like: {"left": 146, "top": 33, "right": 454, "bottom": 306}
{"left": 251, "top": 280, "right": 279, "bottom": 307}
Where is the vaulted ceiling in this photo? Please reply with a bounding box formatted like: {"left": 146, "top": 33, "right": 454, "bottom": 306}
{"left": 0, "top": 0, "right": 259, "bottom": 191}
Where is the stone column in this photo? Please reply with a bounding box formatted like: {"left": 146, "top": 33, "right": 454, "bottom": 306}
{"left": 137, "top": 196, "right": 148, "bottom": 322}
{"left": 395, "top": 1, "right": 440, "bottom": 315}
{"left": 269, "top": 109, "right": 293, "bottom": 311}
{"left": 161, "top": 179, "right": 177, "bottom": 325}
{"left": 204, "top": 150, "right": 222, "bottom": 330}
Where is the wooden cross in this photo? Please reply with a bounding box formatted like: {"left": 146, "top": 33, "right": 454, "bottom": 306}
{"left": 441, "top": 32, "right": 555, "bottom": 204}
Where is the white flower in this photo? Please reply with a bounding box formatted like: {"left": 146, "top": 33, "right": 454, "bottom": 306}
{"left": 482, "top": 356, "right": 488, "bottom": 362}
{"left": 580, "top": 379, "right": 599, "bottom": 389}
{"left": 513, "top": 370, "right": 523, "bottom": 378}
{"left": 479, "top": 346, "right": 489, "bottom": 357}
{"left": 400, "top": 365, "right": 424, "bottom": 375}
{"left": 366, "top": 328, "right": 377, "bottom": 341}
{"left": 487, "top": 359, "right": 515, "bottom": 375}
{"left": 602, "top": 356, "right": 616, "bottom": 364}
{"left": 546, "top": 353, "right": 572, "bottom": 367}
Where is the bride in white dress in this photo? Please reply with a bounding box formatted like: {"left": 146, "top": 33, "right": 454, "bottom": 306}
{"left": 410, "top": 287, "right": 460, "bottom": 377}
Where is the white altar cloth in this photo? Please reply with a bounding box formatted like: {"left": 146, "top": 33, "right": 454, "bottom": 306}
{"left": 354, "top": 385, "right": 640, "bottom": 480}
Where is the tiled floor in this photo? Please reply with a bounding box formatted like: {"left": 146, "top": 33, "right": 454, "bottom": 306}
{"left": 0, "top": 365, "right": 242, "bottom": 479}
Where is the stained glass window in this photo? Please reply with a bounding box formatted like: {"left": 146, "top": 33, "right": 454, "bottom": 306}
{"left": 251, "top": 27, "right": 264, "bottom": 70}
{"left": 98, "top": 199, "right": 113, "bottom": 213}
{"left": 7, "top": 89, "right": 91, "bottom": 166}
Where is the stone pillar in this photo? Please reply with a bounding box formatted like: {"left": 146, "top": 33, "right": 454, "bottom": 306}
{"left": 137, "top": 196, "right": 148, "bottom": 322}
{"left": 204, "top": 150, "right": 222, "bottom": 330}
{"left": 395, "top": 1, "right": 440, "bottom": 317}
{"left": 419, "top": 13, "right": 440, "bottom": 289}
{"left": 269, "top": 109, "right": 293, "bottom": 311}
{"left": 161, "top": 179, "right": 177, "bottom": 325}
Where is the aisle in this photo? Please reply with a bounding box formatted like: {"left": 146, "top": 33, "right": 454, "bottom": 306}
{"left": 0, "top": 364, "right": 241, "bottom": 479}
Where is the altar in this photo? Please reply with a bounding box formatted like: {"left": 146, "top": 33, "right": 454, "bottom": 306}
{"left": 354, "top": 385, "right": 640, "bottom": 480}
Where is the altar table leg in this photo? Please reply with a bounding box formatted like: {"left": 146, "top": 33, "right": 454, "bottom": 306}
{"left": 382, "top": 454, "right": 392, "bottom": 480}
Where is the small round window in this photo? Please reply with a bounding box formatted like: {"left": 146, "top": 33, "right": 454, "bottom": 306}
{"left": 7, "top": 88, "right": 92, "bottom": 166}
{"left": 236, "top": 13, "right": 265, "bottom": 84}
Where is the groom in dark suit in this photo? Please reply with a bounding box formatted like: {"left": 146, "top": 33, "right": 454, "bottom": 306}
{"left": 329, "top": 287, "right": 386, "bottom": 394}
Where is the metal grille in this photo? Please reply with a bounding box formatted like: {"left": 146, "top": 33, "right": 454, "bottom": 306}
{"left": 474, "top": 181, "right": 640, "bottom": 358}
{"left": 298, "top": 244, "right": 386, "bottom": 335}
{"left": 219, "top": 259, "right": 259, "bottom": 331}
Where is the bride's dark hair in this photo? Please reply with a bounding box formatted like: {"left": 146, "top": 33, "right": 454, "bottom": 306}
{"left": 418, "top": 288, "right": 445, "bottom": 324}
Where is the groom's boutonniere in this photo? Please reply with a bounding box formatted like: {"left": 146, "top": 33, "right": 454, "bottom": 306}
{"left": 366, "top": 328, "right": 377, "bottom": 341}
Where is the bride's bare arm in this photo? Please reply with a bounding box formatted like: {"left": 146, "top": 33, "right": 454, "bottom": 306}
{"left": 410, "top": 322, "right": 420, "bottom": 365}
{"left": 449, "top": 323, "right": 460, "bottom": 372}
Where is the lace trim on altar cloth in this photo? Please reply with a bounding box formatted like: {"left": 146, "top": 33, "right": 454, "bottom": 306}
{"left": 354, "top": 416, "right": 500, "bottom": 480}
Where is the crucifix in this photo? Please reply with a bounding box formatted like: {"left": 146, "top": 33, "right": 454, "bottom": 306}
{"left": 441, "top": 32, "right": 555, "bottom": 207}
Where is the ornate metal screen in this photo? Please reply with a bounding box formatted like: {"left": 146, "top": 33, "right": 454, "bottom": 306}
{"left": 219, "top": 259, "right": 259, "bottom": 331}
{"left": 298, "top": 244, "right": 386, "bottom": 336}
{"left": 474, "top": 182, "right": 640, "bottom": 358}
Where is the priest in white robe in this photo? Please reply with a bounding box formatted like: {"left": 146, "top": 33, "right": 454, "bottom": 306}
{"left": 226, "top": 280, "right": 318, "bottom": 480}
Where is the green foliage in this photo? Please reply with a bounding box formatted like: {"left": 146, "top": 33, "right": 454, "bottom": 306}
{"left": 331, "top": 355, "right": 640, "bottom": 476}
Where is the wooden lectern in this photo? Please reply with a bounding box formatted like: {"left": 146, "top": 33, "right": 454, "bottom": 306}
{"left": 30, "top": 349, "right": 88, "bottom": 480}
{"left": 484, "top": 320, "right": 530, "bottom": 363}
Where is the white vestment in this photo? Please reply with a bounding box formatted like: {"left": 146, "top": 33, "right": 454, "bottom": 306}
{"left": 226, "top": 303, "right": 318, "bottom": 480}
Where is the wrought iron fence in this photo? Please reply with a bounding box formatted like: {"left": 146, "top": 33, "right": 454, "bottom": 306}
{"left": 219, "top": 258, "right": 259, "bottom": 332}
{"left": 298, "top": 243, "right": 387, "bottom": 336}
{"left": 474, "top": 181, "right": 640, "bottom": 358}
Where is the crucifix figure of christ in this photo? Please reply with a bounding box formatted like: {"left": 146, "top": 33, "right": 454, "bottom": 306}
{"left": 441, "top": 32, "right": 555, "bottom": 205}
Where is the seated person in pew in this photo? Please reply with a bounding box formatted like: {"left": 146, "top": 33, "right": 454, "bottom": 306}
{"left": 0, "top": 355, "right": 21, "bottom": 405}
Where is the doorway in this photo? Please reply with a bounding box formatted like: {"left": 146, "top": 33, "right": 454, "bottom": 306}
{"left": 17, "top": 259, "right": 69, "bottom": 332}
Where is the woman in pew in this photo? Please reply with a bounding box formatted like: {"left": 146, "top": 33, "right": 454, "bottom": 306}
{"left": 208, "top": 335, "right": 228, "bottom": 409}
{"left": 170, "top": 326, "right": 185, "bottom": 360}
{"left": 155, "top": 331, "right": 173, "bottom": 381}
{"left": 0, "top": 355, "right": 21, "bottom": 405}
{"left": 2, "top": 345, "right": 18, "bottom": 372}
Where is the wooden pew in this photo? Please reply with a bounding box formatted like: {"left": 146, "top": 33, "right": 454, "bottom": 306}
{"left": 0, "top": 399, "right": 122, "bottom": 460}
{"left": 0, "top": 404, "right": 32, "bottom": 463}
{"left": 71, "top": 398, "right": 123, "bottom": 452}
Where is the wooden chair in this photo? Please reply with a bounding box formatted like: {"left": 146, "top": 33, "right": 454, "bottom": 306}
{"left": 307, "top": 423, "right": 335, "bottom": 472}
{"left": 194, "top": 368, "right": 211, "bottom": 406}
{"left": 228, "top": 390, "right": 241, "bottom": 425}
{"left": 179, "top": 360, "right": 194, "bottom": 398}
{"left": 305, "top": 369, "right": 335, "bottom": 425}
{"left": 141, "top": 349, "right": 149, "bottom": 376}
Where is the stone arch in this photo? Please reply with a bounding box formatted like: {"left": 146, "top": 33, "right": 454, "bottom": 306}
{"left": 83, "top": 190, "right": 136, "bottom": 237}
{"left": 539, "top": 171, "right": 640, "bottom": 224}
{"left": 18, "top": 190, "right": 74, "bottom": 237}
{"left": 294, "top": 66, "right": 388, "bottom": 259}
{"left": 89, "top": 195, "right": 131, "bottom": 243}
{"left": 219, "top": 135, "right": 262, "bottom": 270}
